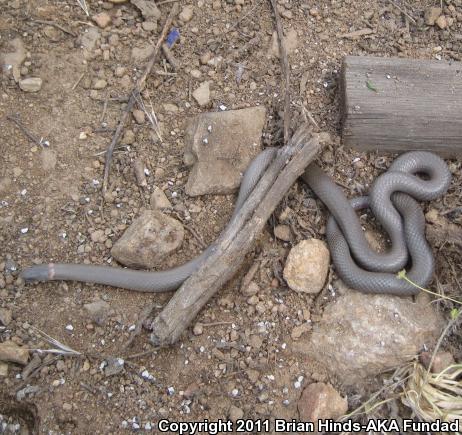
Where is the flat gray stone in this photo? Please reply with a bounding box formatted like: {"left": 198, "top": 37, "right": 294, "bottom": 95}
{"left": 184, "top": 106, "right": 266, "bottom": 196}
{"left": 111, "top": 210, "right": 184, "bottom": 269}
{"left": 83, "top": 300, "right": 113, "bottom": 325}
{"left": 105, "top": 357, "right": 125, "bottom": 377}
{"left": 295, "top": 287, "right": 444, "bottom": 386}
{"left": 80, "top": 27, "right": 100, "bottom": 52}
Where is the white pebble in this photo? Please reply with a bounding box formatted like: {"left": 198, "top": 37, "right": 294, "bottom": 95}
{"left": 65, "top": 324, "right": 74, "bottom": 331}
{"left": 141, "top": 370, "right": 154, "bottom": 380}
{"left": 20, "top": 228, "right": 28, "bottom": 234}
{"left": 294, "top": 375, "right": 304, "bottom": 389}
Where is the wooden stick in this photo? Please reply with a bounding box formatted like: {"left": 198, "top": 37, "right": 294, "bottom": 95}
{"left": 31, "top": 19, "right": 77, "bottom": 37}
{"left": 6, "top": 115, "right": 43, "bottom": 146}
{"left": 149, "top": 125, "right": 322, "bottom": 346}
{"left": 102, "top": 3, "right": 179, "bottom": 194}
{"left": 269, "top": 0, "right": 290, "bottom": 145}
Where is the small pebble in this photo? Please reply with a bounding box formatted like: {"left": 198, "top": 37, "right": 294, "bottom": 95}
{"left": 179, "top": 5, "right": 194, "bottom": 23}
{"left": 193, "top": 323, "right": 203, "bottom": 335}
{"left": 93, "top": 12, "right": 112, "bottom": 28}
{"left": 19, "top": 77, "right": 42, "bottom": 92}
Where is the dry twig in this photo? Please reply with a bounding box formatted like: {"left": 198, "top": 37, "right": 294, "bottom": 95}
{"left": 30, "top": 19, "right": 77, "bottom": 37}
{"left": 387, "top": 0, "right": 416, "bottom": 24}
{"left": 102, "top": 3, "right": 179, "bottom": 194}
{"left": 6, "top": 115, "right": 47, "bottom": 146}
{"left": 269, "top": 0, "right": 291, "bottom": 144}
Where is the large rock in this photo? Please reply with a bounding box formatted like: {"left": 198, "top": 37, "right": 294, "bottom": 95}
{"left": 297, "top": 287, "right": 444, "bottom": 385}
{"left": 298, "top": 382, "right": 348, "bottom": 423}
{"left": 111, "top": 210, "right": 184, "bottom": 268}
{"left": 283, "top": 239, "right": 330, "bottom": 293}
{"left": 184, "top": 107, "right": 266, "bottom": 196}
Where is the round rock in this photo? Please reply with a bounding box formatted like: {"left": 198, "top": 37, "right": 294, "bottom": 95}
{"left": 283, "top": 239, "right": 330, "bottom": 293}
{"left": 111, "top": 210, "right": 184, "bottom": 269}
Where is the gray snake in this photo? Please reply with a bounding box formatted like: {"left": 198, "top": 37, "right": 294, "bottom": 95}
{"left": 21, "top": 150, "right": 451, "bottom": 295}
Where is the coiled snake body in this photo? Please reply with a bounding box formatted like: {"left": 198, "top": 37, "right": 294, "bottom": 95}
{"left": 21, "top": 150, "right": 451, "bottom": 296}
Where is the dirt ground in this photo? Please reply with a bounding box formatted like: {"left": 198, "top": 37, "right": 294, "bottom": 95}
{"left": 1, "top": 0, "right": 461, "bottom": 433}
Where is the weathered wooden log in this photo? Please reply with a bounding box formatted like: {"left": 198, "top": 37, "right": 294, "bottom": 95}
{"left": 149, "top": 125, "right": 322, "bottom": 346}
{"left": 342, "top": 55, "right": 462, "bottom": 157}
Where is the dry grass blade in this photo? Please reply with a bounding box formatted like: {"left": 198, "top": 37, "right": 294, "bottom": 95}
{"left": 134, "top": 92, "right": 163, "bottom": 142}
{"left": 269, "top": 0, "right": 291, "bottom": 144}
{"left": 76, "top": 0, "right": 90, "bottom": 16}
{"left": 102, "top": 3, "right": 179, "bottom": 194}
{"left": 339, "top": 364, "right": 412, "bottom": 421}
{"left": 402, "top": 362, "right": 462, "bottom": 426}
{"left": 29, "top": 325, "right": 81, "bottom": 356}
